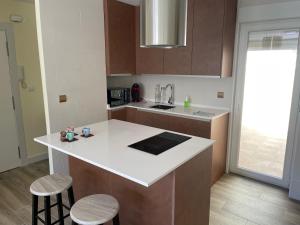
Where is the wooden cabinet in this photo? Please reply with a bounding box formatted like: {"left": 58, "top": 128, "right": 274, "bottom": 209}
{"left": 104, "top": 0, "right": 237, "bottom": 77}
{"left": 163, "top": 0, "right": 194, "bottom": 75}
{"left": 103, "top": 0, "right": 136, "bottom": 75}
{"left": 69, "top": 148, "right": 212, "bottom": 225}
{"left": 191, "top": 0, "right": 237, "bottom": 77}
{"left": 135, "top": 110, "right": 170, "bottom": 130}
{"left": 191, "top": 0, "right": 224, "bottom": 76}
{"left": 168, "top": 116, "right": 211, "bottom": 139}
{"left": 108, "top": 107, "right": 229, "bottom": 184}
{"left": 135, "top": 8, "right": 164, "bottom": 75}
{"left": 126, "top": 107, "right": 138, "bottom": 123}
{"left": 108, "top": 107, "right": 138, "bottom": 123}
{"left": 107, "top": 108, "right": 127, "bottom": 121}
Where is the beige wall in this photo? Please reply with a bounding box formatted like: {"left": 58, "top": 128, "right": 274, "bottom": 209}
{"left": 0, "top": 0, "right": 47, "bottom": 158}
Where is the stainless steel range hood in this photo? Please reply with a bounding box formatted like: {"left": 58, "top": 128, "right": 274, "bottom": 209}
{"left": 140, "top": 0, "right": 188, "bottom": 48}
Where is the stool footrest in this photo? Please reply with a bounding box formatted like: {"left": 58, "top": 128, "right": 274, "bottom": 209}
{"left": 37, "top": 203, "right": 70, "bottom": 214}
{"left": 37, "top": 214, "right": 70, "bottom": 225}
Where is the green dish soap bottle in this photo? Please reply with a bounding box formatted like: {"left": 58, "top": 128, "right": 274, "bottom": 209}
{"left": 184, "top": 96, "right": 191, "bottom": 108}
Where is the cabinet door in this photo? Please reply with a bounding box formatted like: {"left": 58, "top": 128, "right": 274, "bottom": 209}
{"left": 191, "top": 0, "right": 225, "bottom": 76}
{"left": 136, "top": 110, "right": 169, "bottom": 130}
{"left": 126, "top": 108, "right": 138, "bottom": 123}
{"left": 221, "top": 0, "right": 237, "bottom": 77}
{"left": 108, "top": 108, "right": 127, "bottom": 121}
{"left": 104, "top": 0, "right": 136, "bottom": 75}
{"left": 163, "top": 0, "right": 194, "bottom": 75}
{"left": 168, "top": 116, "right": 211, "bottom": 139}
{"left": 135, "top": 7, "right": 164, "bottom": 75}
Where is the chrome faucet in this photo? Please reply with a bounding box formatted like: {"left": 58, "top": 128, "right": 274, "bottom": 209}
{"left": 165, "top": 84, "right": 175, "bottom": 105}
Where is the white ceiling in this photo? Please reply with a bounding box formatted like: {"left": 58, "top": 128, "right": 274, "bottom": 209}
{"left": 239, "top": 0, "right": 300, "bottom": 7}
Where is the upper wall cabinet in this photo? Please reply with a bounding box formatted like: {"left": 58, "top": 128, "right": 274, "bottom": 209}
{"left": 135, "top": 7, "right": 164, "bottom": 75}
{"left": 103, "top": 0, "right": 237, "bottom": 77}
{"left": 191, "top": 0, "right": 237, "bottom": 77}
{"left": 104, "top": 0, "right": 136, "bottom": 75}
{"left": 163, "top": 0, "right": 194, "bottom": 75}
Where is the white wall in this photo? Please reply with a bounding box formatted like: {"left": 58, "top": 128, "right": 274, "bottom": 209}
{"left": 108, "top": 76, "right": 233, "bottom": 109}
{"left": 35, "top": 0, "right": 107, "bottom": 174}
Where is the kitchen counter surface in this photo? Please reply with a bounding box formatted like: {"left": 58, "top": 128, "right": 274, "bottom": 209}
{"left": 107, "top": 101, "right": 229, "bottom": 122}
{"left": 34, "top": 120, "right": 214, "bottom": 187}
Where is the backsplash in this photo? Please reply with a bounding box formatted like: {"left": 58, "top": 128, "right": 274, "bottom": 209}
{"left": 107, "top": 75, "right": 234, "bottom": 110}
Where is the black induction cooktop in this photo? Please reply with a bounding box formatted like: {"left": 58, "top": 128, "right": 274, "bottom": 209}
{"left": 128, "top": 132, "right": 192, "bottom": 155}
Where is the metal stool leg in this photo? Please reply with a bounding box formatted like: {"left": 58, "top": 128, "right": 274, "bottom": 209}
{"left": 68, "top": 187, "right": 78, "bottom": 225}
{"left": 56, "top": 193, "right": 64, "bottom": 225}
{"left": 44, "top": 196, "right": 51, "bottom": 225}
{"left": 113, "top": 214, "right": 120, "bottom": 225}
{"left": 67, "top": 186, "right": 75, "bottom": 207}
{"left": 32, "top": 195, "right": 38, "bottom": 225}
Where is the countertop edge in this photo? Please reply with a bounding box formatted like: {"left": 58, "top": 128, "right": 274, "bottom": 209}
{"left": 107, "top": 104, "right": 229, "bottom": 122}
{"left": 34, "top": 136, "right": 214, "bottom": 187}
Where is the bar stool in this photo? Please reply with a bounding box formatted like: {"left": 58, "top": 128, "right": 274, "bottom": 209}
{"left": 30, "top": 173, "right": 75, "bottom": 225}
{"left": 70, "top": 194, "right": 120, "bottom": 225}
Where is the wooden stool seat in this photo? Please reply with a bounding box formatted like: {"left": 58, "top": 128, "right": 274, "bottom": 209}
{"left": 30, "top": 174, "right": 76, "bottom": 225}
{"left": 30, "top": 173, "right": 72, "bottom": 196}
{"left": 71, "top": 194, "right": 119, "bottom": 225}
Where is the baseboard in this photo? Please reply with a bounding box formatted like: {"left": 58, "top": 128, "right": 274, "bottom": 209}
{"left": 289, "top": 179, "right": 300, "bottom": 201}
{"left": 23, "top": 152, "right": 49, "bottom": 166}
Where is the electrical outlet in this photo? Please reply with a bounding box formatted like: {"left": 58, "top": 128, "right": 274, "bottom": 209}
{"left": 217, "top": 92, "right": 224, "bottom": 99}
{"left": 59, "top": 95, "right": 67, "bottom": 103}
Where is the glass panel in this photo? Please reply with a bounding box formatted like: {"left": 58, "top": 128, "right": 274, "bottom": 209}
{"left": 238, "top": 29, "right": 299, "bottom": 178}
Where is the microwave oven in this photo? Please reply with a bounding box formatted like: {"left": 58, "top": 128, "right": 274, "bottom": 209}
{"left": 107, "top": 88, "right": 130, "bottom": 107}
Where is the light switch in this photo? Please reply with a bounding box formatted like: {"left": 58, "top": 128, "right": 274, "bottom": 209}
{"left": 217, "top": 92, "right": 224, "bottom": 99}
{"left": 59, "top": 95, "right": 67, "bottom": 103}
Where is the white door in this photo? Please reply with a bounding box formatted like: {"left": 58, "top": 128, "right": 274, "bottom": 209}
{"left": 0, "top": 30, "right": 20, "bottom": 172}
{"left": 230, "top": 20, "right": 300, "bottom": 188}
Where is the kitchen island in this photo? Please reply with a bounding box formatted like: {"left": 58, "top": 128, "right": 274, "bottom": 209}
{"left": 35, "top": 120, "right": 214, "bottom": 225}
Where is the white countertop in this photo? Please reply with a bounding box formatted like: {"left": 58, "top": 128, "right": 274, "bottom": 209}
{"left": 107, "top": 101, "right": 229, "bottom": 122}
{"left": 34, "top": 120, "right": 214, "bottom": 187}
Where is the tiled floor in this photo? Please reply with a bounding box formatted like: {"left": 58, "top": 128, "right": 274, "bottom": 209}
{"left": 0, "top": 161, "right": 299, "bottom": 225}
{"left": 238, "top": 126, "right": 286, "bottom": 178}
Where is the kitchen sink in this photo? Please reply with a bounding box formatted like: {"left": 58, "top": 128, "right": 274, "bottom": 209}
{"left": 150, "top": 105, "right": 175, "bottom": 110}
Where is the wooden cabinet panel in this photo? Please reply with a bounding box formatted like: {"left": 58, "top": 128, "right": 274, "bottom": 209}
{"left": 135, "top": 7, "right": 164, "bottom": 75}
{"left": 108, "top": 108, "right": 138, "bottom": 123}
{"left": 108, "top": 108, "right": 127, "bottom": 121}
{"left": 69, "top": 148, "right": 212, "bottom": 225}
{"left": 192, "top": 0, "right": 225, "bottom": 76}
{"left": 210, "top": 114, "right": 229, "bottom": 184}
{"left": 175, "top": 149, "right": 212, "bottom": 225}
{"left": 136, "top": 110, "right": 170, "bottom": 130}
{"left": 126, "top": 108, "right": 138, "bottom": 123}
{"left": 104, "top": 0, "right": 136, "bottom": 75}
{"left": 168, "top": 116, "right": 211, "bottom": 139}
{"left": 221, "top": 0, "right": 238, "bottom": 77}
{"left": 163, "top": 0, "right": 194, "bottom": 75}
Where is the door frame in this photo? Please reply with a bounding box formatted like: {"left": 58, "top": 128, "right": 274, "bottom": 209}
{"left": 229, "top": 19, "right": 300, "bottom": 188}
{"left": 0, "top": 23, "right": 27, "bottom": 166}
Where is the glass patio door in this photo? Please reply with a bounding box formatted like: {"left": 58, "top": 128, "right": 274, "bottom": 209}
{"left": 231, "top": 20, "right": 300, "bottom": 187}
